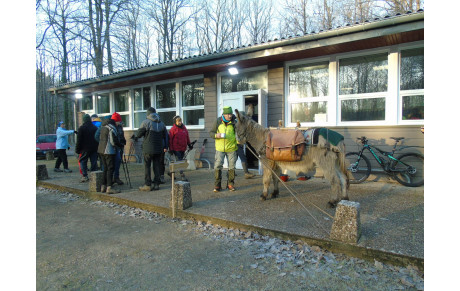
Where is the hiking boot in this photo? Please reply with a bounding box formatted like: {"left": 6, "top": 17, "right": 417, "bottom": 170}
{"left": 80, "top": 176, "right": 89, "bottom": 183}
{"left": 213, "top": 187, "right": 221, "bottom": 193}
{"left": 113, "top": 177, "right": 124, "bottom": 185}
{"left": 64, "top": 169, "right": 72, "bottom": 173}
{"left": 227, "top": 185, "right": 236, "bottom": 191}
{"left": 159, "top": 175, "right": 166, "bottom": 184}
{"left": 244, "top": 172, "right": 255, "bottom": 179}
{"left": 100, "top": 185, "right": 107, "bottom": 193}
{"left": 152, "top": 184, "right": 160, "bottom": 191}
{"left": 54, "top": 168, "right": 63, "bottom": 172}
{"left": 106, "top": 186, "right": 120, "bottom": 194}
{"left": 139, "top": 185, "right": 152, "bottom": 192}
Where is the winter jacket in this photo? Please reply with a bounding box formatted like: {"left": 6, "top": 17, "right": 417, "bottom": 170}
{"left": 75, "top": 120, "right": 98, "bottom": 154}
{"left": 56, "top": 127, "right": 75, "bottom": 150}
{"left": 168, "top": 123, "right": 191, "bottom": 152}
{"left": 97, "top": 119, "right": 123, "bottom": 155}
{"left": 209, "top": 115, "right": 237, "bottom": 152}
{"left": 135, "top": 113, "right": 169, "bottom": 155}
{"left": 115, "top": 124, "right": 127, "bottom": 149}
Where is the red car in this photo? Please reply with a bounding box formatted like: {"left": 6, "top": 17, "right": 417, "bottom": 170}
{"left": 36, "top": 134, "right": 57, "bottom": 158}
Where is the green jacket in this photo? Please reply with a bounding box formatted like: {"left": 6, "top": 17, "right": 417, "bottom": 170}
{"left": 209, "top": 115, "right": 237, "bottom": 152}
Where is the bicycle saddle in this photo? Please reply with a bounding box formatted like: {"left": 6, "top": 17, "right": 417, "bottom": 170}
{"left": 390, "top": 137, "right": 405, "bottom": 142}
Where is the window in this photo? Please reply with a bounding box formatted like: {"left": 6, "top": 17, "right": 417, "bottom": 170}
{"left": 156, "top": 83, "right": 176, "bottom": 126}
{"left": 288, "top": 62, "right": 329, "bottom": 124}
{"left": 400, "top": 48, "right": 424, "bottom": 121}
{"left": 339, "top": 53, "right": 388, "bottom": 122}
{"left": 114, "top": 90, "right": 130, "bottom": 127}
{"left": 80, "top": 95, "right": 93, "bottom": 111}
{"left": 182, "top": 79, "right": 204, "bottom": 126}
{"left": 96, "top": 93, "right": 110, "bottom": 116}
{"left": 221, "top": 70, "right": 267, "bottom": 93}
{"left": 133, "top": 86, "right": 151, "bottom": 128}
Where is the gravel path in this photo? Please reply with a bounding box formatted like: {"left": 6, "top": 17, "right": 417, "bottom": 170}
{"left": 36, "top": 187, "right": 424, "bottom": 290}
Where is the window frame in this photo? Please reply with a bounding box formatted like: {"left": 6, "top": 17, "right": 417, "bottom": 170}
{"left": 94, "top": 91, "right": 112, "bottom": 120}
{"left": 285, "top": 57, "right": 332, "bottom": 127}
{"left": 113, "top": 89, "right": 131, "bottom": 128}
{"left": 398, "top": 44, "right": 424, "bottom": 125}
{"left": 132, "top": 85, "right": 153, "bottom": 129}
{"left": 337, "top": 49, "right": 391, "bottom": 126}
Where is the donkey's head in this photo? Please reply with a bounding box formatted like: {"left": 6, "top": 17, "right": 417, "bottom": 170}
{"left": 234, "top": 109, "right": 251, "bottom": 144}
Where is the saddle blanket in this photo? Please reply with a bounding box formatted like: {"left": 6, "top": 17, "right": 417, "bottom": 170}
{"left": 303, "top": 128, "right": 344, "bottom": 146}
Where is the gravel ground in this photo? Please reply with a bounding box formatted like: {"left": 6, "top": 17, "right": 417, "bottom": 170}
{"left": 36, "top": 187, "right": 424, "bottom": 290}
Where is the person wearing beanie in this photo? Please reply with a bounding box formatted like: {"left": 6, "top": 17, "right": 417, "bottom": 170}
{"left": 54, "top": 121, "right": 77, "bottom": 173}
{"left": 144, "top": 107, "right": 166, "bottom": 184}
{"left": 97, "top": 117, "right": 123, "bottom": 194}
{"left": 134, "top": 109, "right": 168, "bottom": 191}
{"left": 91, "top": 114, "right": 102, "bottom": 128}
{"left": 209, "top": 106, "right": 238, "bottom": 192}
{"left": 111, "top": 112, "right": 126, "bottom": 185}
{"left": 168, "top": 116, "right": 192, "bottom": 181}
{"left": 76, "top": 114, "right": 99, "bottom": 182}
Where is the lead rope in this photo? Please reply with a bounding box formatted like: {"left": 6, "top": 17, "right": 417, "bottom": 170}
{"left": 245, "top": 144, "right": 333, "bottom": 235}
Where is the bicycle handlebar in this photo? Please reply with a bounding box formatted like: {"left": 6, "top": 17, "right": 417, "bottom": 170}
{"left": 356, "top": 136, "right": 368, "bottom": 145}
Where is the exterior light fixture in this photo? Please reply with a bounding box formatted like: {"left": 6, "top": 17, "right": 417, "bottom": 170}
{"left": 228, "top": 67, "right": 239, "bottom": 75}
{"left": 228, "top": 61, "right": 237, "bottom": 65}
{"left": 75, "top": 93, "right": 83, "bottom": 99}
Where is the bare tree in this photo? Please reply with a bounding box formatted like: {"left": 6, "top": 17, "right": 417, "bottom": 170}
{"left": 281, "top": 0, "right": 314, "bottom": 36}
{"left": 245, "top": 0, "right": 274, "bottom": 44}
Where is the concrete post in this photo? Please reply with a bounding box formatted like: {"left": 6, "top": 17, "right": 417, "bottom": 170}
{"left": 330, "top": 200, "right": 361, "bottom": 244}
{"left": 89, "top": 171, "right": 104, "bottom": 192}
{"left": 36, "top": 164, "right": 49, "bottom": 180}
{"left": 171, "top": 181, "right": 192, "bottom": 211}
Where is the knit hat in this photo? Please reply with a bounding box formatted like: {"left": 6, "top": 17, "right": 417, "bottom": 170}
{"left": 173, "top": 115, "right": 181, "bottom": 122}
{"left": 146, "top": 107, "right": 156, "bottom": 115}
{"left": 58, "top": 121, "right": 64, "bottom": 127}
{"left": 111, "top": 112, "right": 122, "bottom": 122}
{"left": 83, "top": 114, "right": 91, "bottom": 123}
{"left": 223, "top": 106, "right": 233, "bottom": 114}
{"left": 93, "top": 117, "right": 102, "bottom": 122}
{"left": 90, "top": 114, "right": 98, "bottom": 118}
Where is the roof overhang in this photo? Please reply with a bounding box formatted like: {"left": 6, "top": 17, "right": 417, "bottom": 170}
{"left": 49, "top": 12, "right": 424, "bottom": 97}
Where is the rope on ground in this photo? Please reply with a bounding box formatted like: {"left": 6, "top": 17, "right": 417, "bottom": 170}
{"left": 245, "top": 145, "right": 333, "bottom": 235}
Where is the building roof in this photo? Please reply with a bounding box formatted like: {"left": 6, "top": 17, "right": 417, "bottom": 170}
{"left": 49, "top": 10, "right": 424, "bottom": 95}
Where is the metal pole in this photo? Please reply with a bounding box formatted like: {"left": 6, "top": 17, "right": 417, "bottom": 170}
{"left": 171, "top": 171, "right": 176, "bottom": 218}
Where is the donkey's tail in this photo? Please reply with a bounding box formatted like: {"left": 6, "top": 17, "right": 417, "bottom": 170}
{"left": 336, "top": 141, "right": 350, "bottom": 189}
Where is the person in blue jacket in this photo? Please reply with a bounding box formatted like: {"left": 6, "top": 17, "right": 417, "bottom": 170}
{"left": 54, "top": 121, "right": 77, "bottom": 173}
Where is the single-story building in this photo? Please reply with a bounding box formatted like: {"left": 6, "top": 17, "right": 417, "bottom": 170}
{"left": 49, "top": 10, "right": 424, "bottom": 173}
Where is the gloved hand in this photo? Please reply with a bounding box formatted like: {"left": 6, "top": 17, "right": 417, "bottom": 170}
{"left": 74, "top": 130, "right": 78, "bottom": 134}
{"left": 131, "top": 134, "right": 139, "bottom": 142}
{"left": 168, "top": 150, "right": 174, "bottom": 156}
{"left": 188, "top": 144, "right": 193, "bottom": 150}
{"left": 68, "top": 147, "right": 70, "bottom": 150}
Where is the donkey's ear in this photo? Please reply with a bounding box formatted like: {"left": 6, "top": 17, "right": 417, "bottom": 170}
{"left": 235, "top": 109, "right": 241, "bottom": 121}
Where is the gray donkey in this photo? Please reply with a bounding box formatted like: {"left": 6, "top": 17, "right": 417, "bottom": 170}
{"left": 234, "top": 109, "right": 349, "bottom": 208}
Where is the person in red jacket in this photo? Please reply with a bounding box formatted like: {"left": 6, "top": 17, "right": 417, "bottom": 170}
{"left": 168, "top": 115, "right": 192, "bottom": 161}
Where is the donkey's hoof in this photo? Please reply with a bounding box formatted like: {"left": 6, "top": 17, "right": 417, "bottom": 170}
{"left": 327, "top": 201, "right": 337, "bottom": 208}
{"left": 260, "top": 194, "right": 267, "bottom": 201}
{"left": 270, "top": 192, "right": 279, "bottom": 199}
{"left": 341, "top": 197, "right": 349, "bottom": 201}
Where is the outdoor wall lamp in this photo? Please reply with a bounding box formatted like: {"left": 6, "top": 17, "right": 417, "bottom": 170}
{"left": 228, "top": 67, "right": 239, "bottom": 75}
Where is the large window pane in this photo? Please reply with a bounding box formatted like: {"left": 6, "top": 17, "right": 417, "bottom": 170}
{"left": 157, "top": 111, "right": 176, "bottom": 126}
{"left": 339, "top": 54, "right": 388, "bottom": 94}
{"left": 182, "top": 79, "right": 204, "bottom": 106}
{"left": 291, "top": 102, "right": 327, "bottom": 123}
{"left": 114, "top": 90, "right": 129, "bottom": 112}
{"left": 289, "top": 62, "right": 329, "bottom": 98}
{"left": 221, "top": 70, "right": 267, "bottom": 93}
{"left": 119, "top": 114, "right": 130, "bottom": 127}
{"left": 156, "top": 83, "right": 176, "bottom": 108}
{"left": 134, "top": 112, "right": 147, "bottom": 128}
{"left": 402, "top": 95, "right": 424, "bottom": 120}
{"left": 183, "top": 109, "right": 205, "bottom": 126}
{"left": 81, "top": 95, "right": 93, "bottom": 110}
{"left": 96, "top": 93, "right": 110, "bottom": 114}
{"left": 400, "top": 48, "right": 424, "bottom": 90}
{"left": 341, "top": 98, "right": 385, "bottom": 121}
{"left": 134, "top": 87, "right": 151, "bottom": 111}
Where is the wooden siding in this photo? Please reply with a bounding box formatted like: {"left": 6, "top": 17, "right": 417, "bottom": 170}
{"left": 267, "top": 66, "right": 284, "bottom": 127}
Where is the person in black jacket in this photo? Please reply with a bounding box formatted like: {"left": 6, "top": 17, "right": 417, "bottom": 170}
{"left": 98, "top": 118, "right": 123, "bottom": 194}
{"left": 134, "top": 108, "right": 169, "bottom": 191}
{"left": 111, "top": 113, "right": 126, "bottom": 185}
{"left": 76, "top": 114, "right": 99, "bottom": 182}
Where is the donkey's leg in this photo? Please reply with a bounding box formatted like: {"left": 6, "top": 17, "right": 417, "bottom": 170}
{"left": 336, "top": 166, "right": 349, "bottom": 201}
{"left": 261, "top": 164, "right": 272, "bottom": 201}
{"left": 270, "top": 165, "right": 281, "bottom": 199}
{"left": 316, "top": 150, "right": 342, "bottom": 208}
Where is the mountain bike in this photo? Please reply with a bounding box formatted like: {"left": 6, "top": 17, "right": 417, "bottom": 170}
{"left": 346, "top": 136, "right": 424, "bottom": 187}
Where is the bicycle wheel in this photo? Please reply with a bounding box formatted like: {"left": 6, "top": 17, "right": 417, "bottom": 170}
{"left": 392, "top": 153, "right": 424, "bottom": 187}
{"left": 345, "top": 152, "right": 371, "bottom": 184}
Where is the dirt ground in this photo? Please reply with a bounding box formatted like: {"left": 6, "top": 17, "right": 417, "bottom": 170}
{"left": 36, "top": 187, "right": 424, "bottom": 290}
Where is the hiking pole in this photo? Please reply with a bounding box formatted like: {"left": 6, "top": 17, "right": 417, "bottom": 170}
{"left": 121, "top": 147, "right": 132, "bottom": 188}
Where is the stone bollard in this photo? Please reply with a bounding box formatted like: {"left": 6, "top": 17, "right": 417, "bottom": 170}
{"left": 330, "top": 200, "right": 361, "bottom": 244}
{"left": 89, "top": 171, "right": 104, "bottom": 192}
{"left": 170, "top": 181, "right": 192, "bottom": 210}
{"left": 45, "top": 151, "right": 54, "bottom": 160}
{"left": 36, "top": 164, "right": 49, "bottom": 180}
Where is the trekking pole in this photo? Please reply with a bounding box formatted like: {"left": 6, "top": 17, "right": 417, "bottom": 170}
{"left": 121, "top": 147, "right": 132, "bottom": 188}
